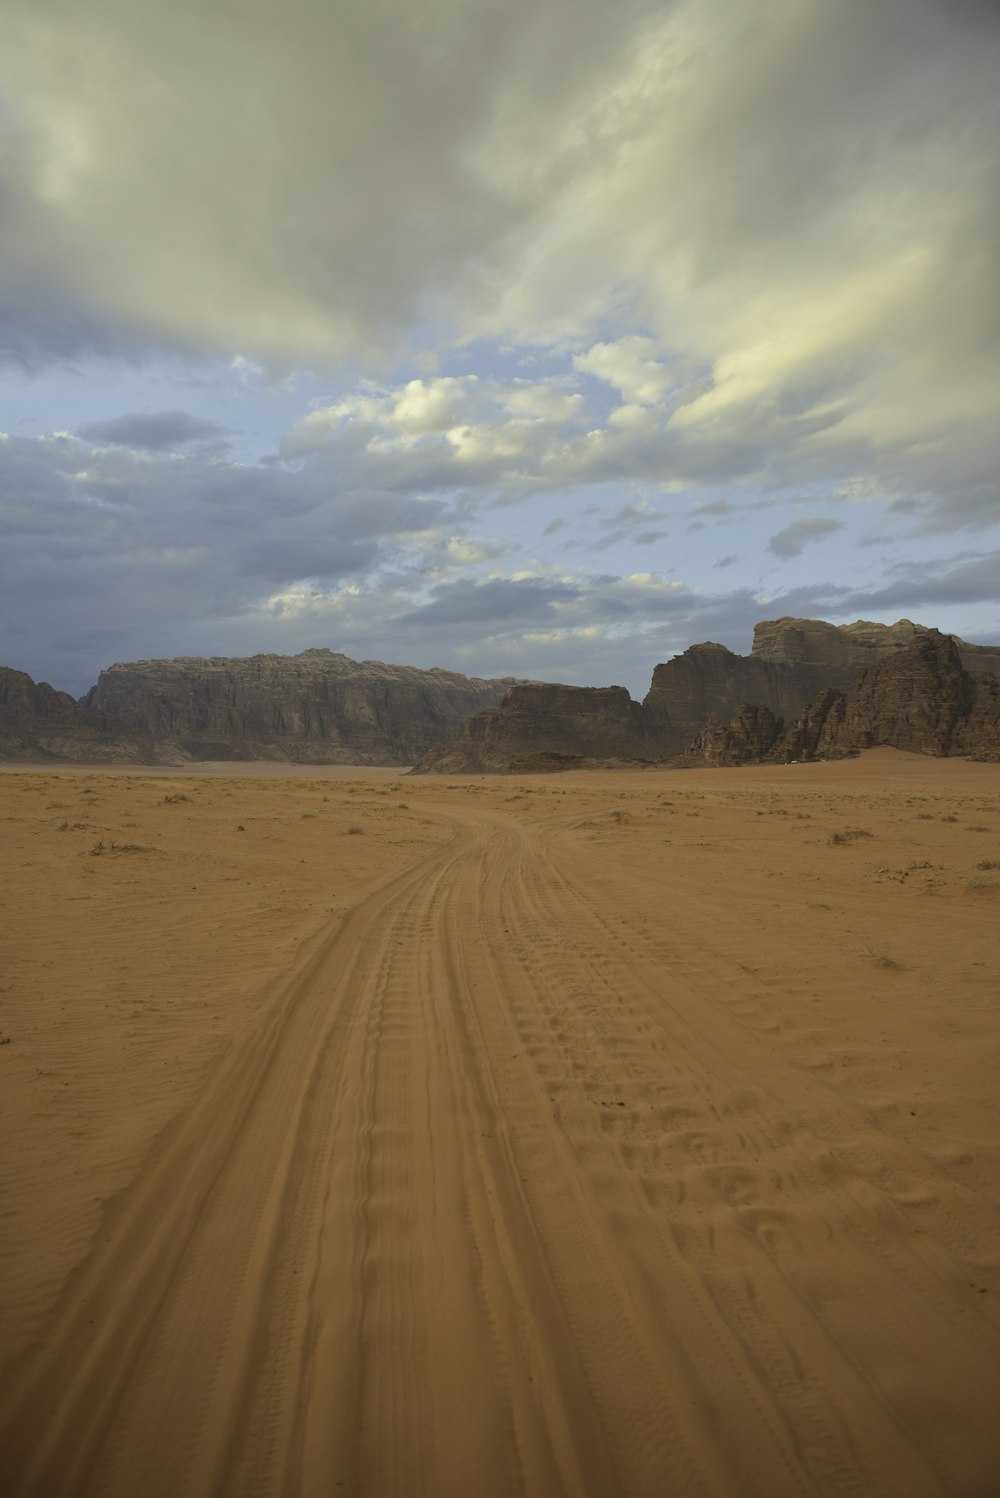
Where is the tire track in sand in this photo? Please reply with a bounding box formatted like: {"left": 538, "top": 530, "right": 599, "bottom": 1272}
{"left": 488, "top": 808, "right": 1000, "bottom": 1496}
{"left": 4, "top": 796, "right": 999, "bottom": 1497}
{"left": 0, "top": 821, "right": 476, "bottom": 1498}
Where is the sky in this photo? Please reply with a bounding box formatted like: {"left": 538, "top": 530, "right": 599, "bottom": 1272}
{"left": 2, "top": 0, "right": 998, "bottom": 700}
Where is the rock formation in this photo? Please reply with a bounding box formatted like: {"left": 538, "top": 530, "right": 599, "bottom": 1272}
{"left": 681, "top": 632, "right": 1000, "bottom": 766}
{"left": 79, "top": 649, "right": 517, "bottom": 765}
{"left": 0, "top": 668, "right": 150, "bottom": 763}
{"left": 5, "top": 619, "right": 998, "bottom": 768}
{"left": 413, "top": 683, "right": 650, "bottom": 774}
{"left": 1, "top": 651, "right": 516, "bottom": 765}
{"left": 679, "top": 703, "right": 783, "bottom": 768}
{"left": 642, "top": 616, "right": 1000, "bottom": 758}
{"left": 755, "top": 615, "right": 1000, "bottom": 678}
{"left": 412, "top": 619, "right": 1000, "bottom": 774}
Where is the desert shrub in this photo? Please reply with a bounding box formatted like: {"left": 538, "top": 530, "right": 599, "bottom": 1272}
{"left": 861, "top": 940, "right": 902, "bottom": 969}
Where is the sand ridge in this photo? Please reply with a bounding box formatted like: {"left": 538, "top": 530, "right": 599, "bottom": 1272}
{"left": 1, "top": 751, "right": 999, "bottom": 1495}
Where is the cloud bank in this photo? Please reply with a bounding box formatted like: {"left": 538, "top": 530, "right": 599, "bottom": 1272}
{"left": 1, "top": 0, "right": 998, "bottom": 694}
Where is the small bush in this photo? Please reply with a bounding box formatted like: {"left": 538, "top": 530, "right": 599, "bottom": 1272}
{"left": 829, "top": 828, "right": 873, "bottom": 845}
{"left": 346, "top": 824, "right": 364, "bottom": 835}
{"left": 862, "top": 940, "right": 902, "bottom": 969}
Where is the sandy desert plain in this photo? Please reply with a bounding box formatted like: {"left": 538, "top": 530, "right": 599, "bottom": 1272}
{"left": 0, "top": 749, "right": 998, "bottom": 1498}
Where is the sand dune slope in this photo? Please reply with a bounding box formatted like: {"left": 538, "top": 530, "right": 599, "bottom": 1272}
{"left": 1, "top": 756, "right": 999, "bottom": 1496}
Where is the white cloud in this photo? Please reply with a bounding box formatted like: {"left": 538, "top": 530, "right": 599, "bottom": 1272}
{"left": 573, "top": 338, "right": 672, "bottom": 405}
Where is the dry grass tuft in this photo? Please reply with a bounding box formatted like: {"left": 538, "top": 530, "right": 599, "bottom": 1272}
{"left": 861, "top": 940, "right": 903, "bottom": 970}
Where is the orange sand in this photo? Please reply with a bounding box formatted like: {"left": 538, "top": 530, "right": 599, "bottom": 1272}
{"left": 1, "top": 749, "right": 998, "bottom": 1496}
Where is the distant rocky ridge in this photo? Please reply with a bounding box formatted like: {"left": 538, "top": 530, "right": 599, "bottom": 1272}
{"left": 5, "top": 620, "right": 1000, "bottom": 769}
{"left": 411, "top": 618, "right": 1000, "bottom": 773}
{"left": 0, "top": 650, "right": 516, "bottom": 765}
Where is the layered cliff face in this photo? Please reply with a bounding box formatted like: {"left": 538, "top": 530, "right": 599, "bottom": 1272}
{"left": 80, "top": 649, "right": 516, "bottom": 764}
{"left": 753, "top": 616, "right": 1000, "bottom": 678}
{"left": 0, "top": 668, "right": 151, "bottom": 763}
{"left": 412, "top": 683, "right": 649, "bottom": 774}
{"left": 412, "top": 618, "right": 1000, "bottom": 774}
{"left": 750, "top": 616, "right": 923, "bottom": 667}
{"left": 641, "top": 617, "right": 1000, "bottom": 758}
{"left": 640, "top": 643, "right": 827, "bottom": 757}
{"left": 681, "top": 632, "right": 1000, "bottom": 767}
{"left": 812, "top": 631, "right": 976, "bottom": 758}
{"left": 679, "top": 704, "right": 783, "bottom": 768}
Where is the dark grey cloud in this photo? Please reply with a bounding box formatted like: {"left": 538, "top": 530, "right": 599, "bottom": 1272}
{"left": 839, "top": 552, "right": 1000, "bottom": 614}
{"left": 0, "top": 431, "right": 449, "bottom": 693}
{"left": 768, "top": 517, "right": 842, "bottom": 559}
{"left": 713, "top": 553, "right": 1000, "bottom": 634}
{"left": 398, "top": 577, "right": 579, "bottom": 628}
{"left": 77, "top": 410, "right": 231, "bottom": 451}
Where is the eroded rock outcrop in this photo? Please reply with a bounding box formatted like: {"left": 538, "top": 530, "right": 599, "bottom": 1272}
{"left": 812, "top": 631, "right": 976, "bottom": 758}
{"left": 0, "top": 667, "right": 151, "bottom": 763}
{"left": 1, "top": 651, "right": 516, "bottom": 764}
{"left": 412, "top": 618, "right": 1000, "bottom": 774}
{"left": 80, "top": 649, "right": 516, "bottom": 764}
{"left": 412, "top": 683, "right": 650, "bottom": 774}
{"left": 680, "top": 632, "right": 1000, "bottom": 766}
{"left": 753, "top": 616, "right": 1000, "bottom": 678}
{"left": 641, "top": 617, "right": 1000, "bottom": 758}
{"left": 678, "top": 704, "right": 783, "bottom": 768}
